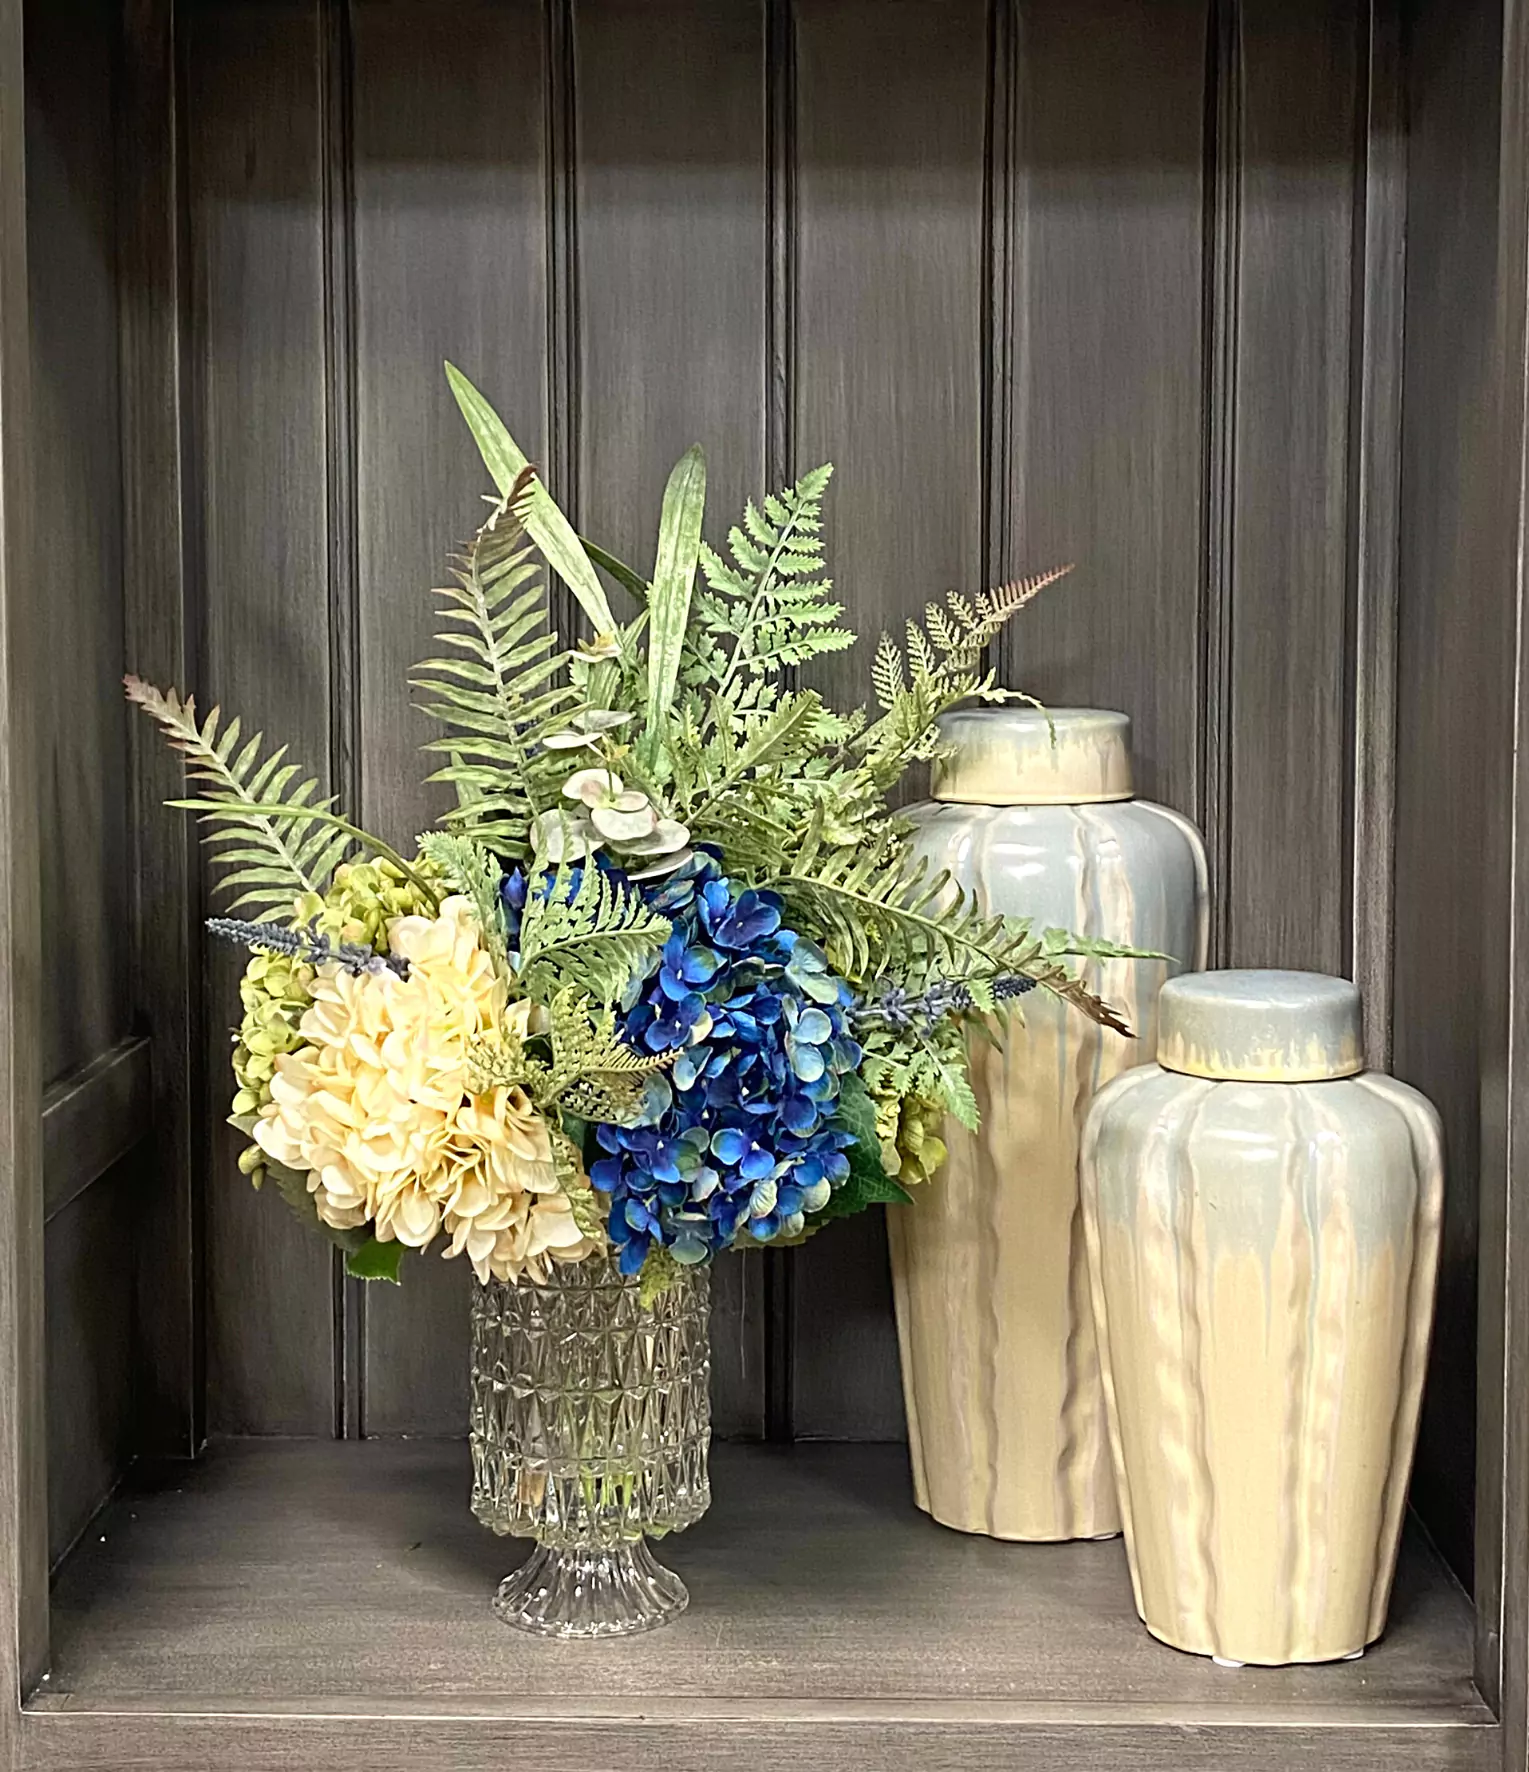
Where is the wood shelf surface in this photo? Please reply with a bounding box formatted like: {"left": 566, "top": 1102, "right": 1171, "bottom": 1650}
{"left": 28, "top": 1439, "right": 1496, "bottom": 1770}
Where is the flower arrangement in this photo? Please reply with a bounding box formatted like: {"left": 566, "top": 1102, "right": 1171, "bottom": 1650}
{"left": 128, "top": 366, "right": 1130, "bottom": 1299}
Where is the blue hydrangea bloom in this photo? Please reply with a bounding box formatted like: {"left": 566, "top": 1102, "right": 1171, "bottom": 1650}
{"left": 587, "top": 853, "right": 862, "bottom": 1274}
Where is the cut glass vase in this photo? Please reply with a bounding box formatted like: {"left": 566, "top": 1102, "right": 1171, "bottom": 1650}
{"left": 470, "top": 1253, "right": 711, "bottom": 1638}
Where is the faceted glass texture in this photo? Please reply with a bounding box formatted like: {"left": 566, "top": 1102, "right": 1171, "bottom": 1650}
{"left": 470, "top": 1253, "right": 712, "bottom": 1636}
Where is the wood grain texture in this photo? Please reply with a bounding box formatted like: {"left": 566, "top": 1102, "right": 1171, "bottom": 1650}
{"left": 348, "top": 0, "right": 549, "bottom": 1438}
{"left": 41, "top": 1038, "right": 152, "bottom": 1224}
{"left": 1, "top": 0, "right": 44, "bottom": 1705}
{"left": 1223, "top": 0, "right": 1360, "bottom": 972}
{"left": 788, "top": 0, "right": 988, "bottom": 1441}
{"left": 16, "top": 1710, "right": 1502, "bottom": 1772}
{"left": 1488, "top": 10, "right": 1529, "bottom": 1766}
{"left": 1392, "top": 0, "right": 1506, "bottom": 1622}
{"left": 120, "top": 0, "right": 202, "bottom": 1459}
{"left": 1490, "top": 2, "right": 1529, "bottom": 1754}
{"left": 183, "top": 0, "right": 336, "bottom": 1435}
{"left": 1349, "top": 0, "right": 1406, "bottom": 1073}
{"left": 25, "top": 0, "right": 132, "bottom": 1092}
{"left": 994, "top": 0, "right": 1206, "bottom": 818}
{"left": 42, "top": 1441, "right": 1481, "bottom": 1722}
{"left": 574, "top": 0, "right": 768, "bottom": 1439}
{"left": 43, "top": 1159, "right": 138, "bottom": 1571}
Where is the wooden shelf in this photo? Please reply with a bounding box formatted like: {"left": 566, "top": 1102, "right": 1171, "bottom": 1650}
{"left": 25, "top": 1440, "right": 1493, "bottom": 1771}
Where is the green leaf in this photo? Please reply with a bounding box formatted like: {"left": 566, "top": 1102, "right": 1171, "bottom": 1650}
{"left": 807, "top": 1139, "right": 913, "bottom": 1228}
{"left": 127, "top": 677, "right": 362, "bottom": 919}
{"left": 833, "top": 1070, "right": 880, "bottom": 1148}
{"left": 444, "top": 363, "right": 617, "bottom": 640}
{"left": 644, "top": 445, "right": 707, "bottom": 757}
{"left": 582, "top": 537, "right": 650, "bottom": 603}
{"left": 345, "top": 1237, "right": 405, "bottom": 1284}
{"left": 516, "top": 861, "right": 670, "bottom": 1006}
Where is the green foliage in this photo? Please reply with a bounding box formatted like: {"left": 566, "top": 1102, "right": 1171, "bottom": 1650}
{"left": 445, "top": 363, "right": 618, "bottom": 642}
{"left": 638, "top": 1247, "right": 683, "bottom": 1308}
{"left": 854, "top": 570, "right": 1070, "bottom": 789}
{"left": 767, "top": 828, "right": 1039, "bottom": 987}
{"left": 525, "top": 991, "right": 673, "bottom": 1124}
{"left": 684, "top": 465, "right": 853, "bottom": 717}
{"left": 514, "top": 860, "right": 670, "bottom": 1007}
{"left": 641, "top": 445, "right": 707, "bottom": 778}
{"left": 125, "top": 677, "right": 357, "bottom": 919}
{"left": 550, "top": 1122, "right": 607, "bottom": 1242}
{"left": 862, "top": 1021, "right": 981, "bottom": 1133}
{"left": 412, "top": 473, "right": 581, "bottom": 856}
{"left": 345, "top": 1237, "right": 404, "bottom": 1284}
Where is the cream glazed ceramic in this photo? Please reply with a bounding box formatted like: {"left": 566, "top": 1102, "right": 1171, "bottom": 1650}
{"left": 888, "top": 708, "right": 1209, "bottom": 1541}
{"left": 1080, "top": 971, "right": 1444, "bottom": 1665}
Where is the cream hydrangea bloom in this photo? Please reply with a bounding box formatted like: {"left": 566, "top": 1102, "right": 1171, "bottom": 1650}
{"left": 253, "top": 896, "right": 592, "bottom": 1283}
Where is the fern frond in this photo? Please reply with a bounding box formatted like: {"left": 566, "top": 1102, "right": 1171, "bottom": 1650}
{"left": 530, "top": 990, "right": 674, "bottom": 1123}
{"left": 682, "top": 464, "right": 851, "bottom": 713}
{"left": 412, "top": 467, "right": 583, "bottom": 857}
{"left": 849, "top": 565, "right": 1071, "bottom": 790}
{"left": 515, "top": 861, "right": 670, "bottom": 1005}
{"left": 125, "top": 676, "right": 358, "bottom": 918}
{"left": 766, "top": 834, "right": 1045, "bottom": 987}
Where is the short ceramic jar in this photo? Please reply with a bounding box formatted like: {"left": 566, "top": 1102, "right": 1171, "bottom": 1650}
{"left": 1080, "top": 970, "right": 1444, "bottom": 1665}
{"left": 889, "top": 707, "right": 1208, "bottom": 1541}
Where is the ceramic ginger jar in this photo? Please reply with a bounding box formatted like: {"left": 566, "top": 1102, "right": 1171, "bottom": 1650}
{"left": 888, "top": 706, "right": 1209, "bottom": 1540}
{"left": 1080, "top": 970, "right": 1444, "bottom": 1665}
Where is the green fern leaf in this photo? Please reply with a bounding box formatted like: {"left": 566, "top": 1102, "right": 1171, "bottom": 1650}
{"left": 515, "top": 861, "right": 670, "bottom": 1005}
{"left": 412, "top": 468, "right": 583, "bottom": 857}
{"left": 126, "top": 677, "right": 357, "bottom": 919}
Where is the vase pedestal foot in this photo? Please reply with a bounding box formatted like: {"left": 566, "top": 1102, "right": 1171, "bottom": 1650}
{"left": 492, "top": 1539, "right": 689, "bottom": 1639}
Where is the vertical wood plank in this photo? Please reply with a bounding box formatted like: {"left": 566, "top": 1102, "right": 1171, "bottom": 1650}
{"left": 121, "top": 0, "right": 202, "bottom": 1458}
{"left": 574, "top": 0, "right": 769, "bottom": 1439}
{"left": 1491, "top": 4, "right": 1529, "bottom": 1739}
{"left": 185, "top": 0, "right": 336, "bottom": 1435}
{"left": 995, "top": 0, "right": 1207, "bottom": 819}
{"left": 27, "top": 0, "right": 132, "bottom": 1092}
{"left": 1488, "top": 8, "right": 1529, "bottom": 1755}
{"left": 0, "top": 0, "right": 45, "bottom": 1701}
{"left": 790, "top": 0, "right": 988, "bottom": 1439}
{"left": 1223, "top": 0, "right": 1361, "bottom": 972}
{"left": 350, "top": 0, "right": 548, "bottom": 1437}
{"left": 1348, "top": 0, "right": 1405, "bottom": 1074}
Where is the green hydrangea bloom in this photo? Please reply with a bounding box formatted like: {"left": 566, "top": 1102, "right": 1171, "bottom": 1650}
{"left": 872, "top": 1088, "right": 948, "bottom": 1187}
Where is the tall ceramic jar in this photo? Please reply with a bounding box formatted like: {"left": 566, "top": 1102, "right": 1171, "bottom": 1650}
{"left": 1080, "top": 971, "right": 1444, "bottom": 1665}
{"left": 889, "top": 707, "right": 1209, "bottom": 1540}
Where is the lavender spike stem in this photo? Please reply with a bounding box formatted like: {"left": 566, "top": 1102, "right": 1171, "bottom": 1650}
{"left": 852, "top": 971, "right": 1037, "bottom": 1034}
{"left": 206, "top": 916, "right": 409, "bottom": 980}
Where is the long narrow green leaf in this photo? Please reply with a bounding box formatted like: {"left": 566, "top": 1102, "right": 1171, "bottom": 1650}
{"left": 444, "top": 362, "right": 617, "bottom": 639}
{"left": 644, "top": 445, "right": 707, "bottom": 747}
{"left": 582, "top": 538, "right": 650, "bottom": 603}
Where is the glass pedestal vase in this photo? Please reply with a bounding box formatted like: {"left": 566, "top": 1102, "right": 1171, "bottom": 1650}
{"left": 469, "top": 1254, "right": 712, "bottom": 1639}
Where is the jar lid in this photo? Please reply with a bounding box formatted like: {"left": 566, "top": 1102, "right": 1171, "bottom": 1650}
{"left": 930, "top": 707, "right": 1134, "bottom": 805}
{"left": 1157, "top": 970, "right": 1364, "bottom": 1082}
